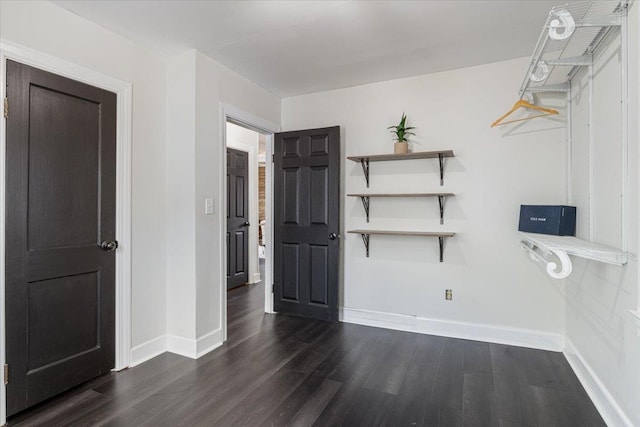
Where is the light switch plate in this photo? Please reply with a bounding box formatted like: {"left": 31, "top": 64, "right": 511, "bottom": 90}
{"left": 205, "top": 198, "right": 214, "bottom": 215}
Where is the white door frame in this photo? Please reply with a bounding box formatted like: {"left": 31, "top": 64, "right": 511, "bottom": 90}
{"left": 0, "top": 41, "right": 133, "bottom": 425}
{"left": 220, "top": 103, "right": 279, "bottom": 341}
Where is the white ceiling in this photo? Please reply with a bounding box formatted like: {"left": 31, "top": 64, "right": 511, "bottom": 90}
{"left": 54, "top": 0, "right": 572, "bottom": 97}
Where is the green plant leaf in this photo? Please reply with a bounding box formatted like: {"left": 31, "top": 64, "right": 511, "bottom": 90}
{"left": 388, "top": 113, "right": 416, "bottom": 143}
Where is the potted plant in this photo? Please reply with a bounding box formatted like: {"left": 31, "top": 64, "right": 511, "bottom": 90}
{"left": 388, "top": 113, "right": 415, "bottom": 154}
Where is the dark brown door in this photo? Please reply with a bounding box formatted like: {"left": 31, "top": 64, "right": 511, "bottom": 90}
{"left": 273, "top": 126, "right": 340, "bottom": 321}
{"left": 5, "top": 60, "right": 117, "bottom": 416}
{"left": 227, "top": 148, "right": 249, "bottom": 290}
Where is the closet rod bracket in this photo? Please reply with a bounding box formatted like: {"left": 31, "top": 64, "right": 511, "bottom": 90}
{"left": 520, "top": 240, "right": 572, "bottom": 279}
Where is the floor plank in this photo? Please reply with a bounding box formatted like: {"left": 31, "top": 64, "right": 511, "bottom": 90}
{"left": 10, "top": 265, "right": 606, "bottom": 427}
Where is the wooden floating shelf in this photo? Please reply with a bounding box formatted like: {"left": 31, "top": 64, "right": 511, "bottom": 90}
{"left": 347, "top": 193, "right": 454, "bottom": 197}
{"left": 347, "top": 193, "right": 455, "bottom": 224}
{"left": 348, "top": 230, "right": 455, "bottom": 237}
{"left": 347, "top": 150, "right": 455, "bottom": 187}
{"left": 348, "top": 229, "right": 456, "bottom": 262}
{"left": 347, "top": 150, "right": 454, "bottom": 162}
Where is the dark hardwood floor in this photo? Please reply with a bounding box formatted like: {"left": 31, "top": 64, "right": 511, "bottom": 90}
{"left": 9, "top": 264, "right": 604, "bottom": 426}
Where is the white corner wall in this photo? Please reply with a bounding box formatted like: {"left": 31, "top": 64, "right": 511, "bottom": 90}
{"left": 282, "top": 56, "right": 567, "bottom": 350}
{"left": 0, "top": 0, "right": 281, "bottom": 368}
{"left": 565, "top": 3, "right": 640, "bottom": 426}
{"left": 165, "top": 50, "right": 198, "bottom": 343}
{"left": 194, "top": 51, "right": 279, "bottom": 342}
{"left": 0, "top": 0, "right": 168, "bottom": 355}
{"left": 164, "top": 51, "right": 279, "bottom": 356}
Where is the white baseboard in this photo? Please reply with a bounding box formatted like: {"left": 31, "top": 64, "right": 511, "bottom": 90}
{"left": 564, "top": 339, "right": 633, "bottom": 427}
{"left": 195, "top": 328, "right": 224, "bottom": 358}
{"left": 340, "top": 307, "right": 565, "bottom": 352}
{"left": 131, "top": 328, "right": 223, "bottom": 365}
{"left": 166, "top": 334, "right": 196, "bottom": 358}
{"left": 130, "top": 334, "right": 167, "bottom": 367}
{"left": 166, "top": 328, "right": 223, "bottom": 359}
{"left": 250, "top": 273, "right": 262, "bottom": 284}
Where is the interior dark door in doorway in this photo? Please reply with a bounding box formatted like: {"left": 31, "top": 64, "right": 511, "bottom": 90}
{"left": 5, "top": 60, "right": 117, "bottom": 416}
{"left": 273, "top": 126, "right": 340, "bottom": 321}
{"left": 227, "top": 148, "right": 250, "bottom": 290}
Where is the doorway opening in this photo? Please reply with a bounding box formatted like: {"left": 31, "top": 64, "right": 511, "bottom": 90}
{"left": 221, "top": 105, "right": 279, "bottom": 343}
{"left": 225, "top": 123, "right": 266, "bottom": 291}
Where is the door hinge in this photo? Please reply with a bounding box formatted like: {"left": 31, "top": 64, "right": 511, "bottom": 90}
{"left": 272, "top": 284, "right": 275, "bottom": 293}
{"left": 272, "top": 154, "right": 275, "bottom": 163}
{"left": 3, "top": 97, "right": 7, "bottom": 119}
{"left": 4, "top": 364, "right": 8, "bottom": 385}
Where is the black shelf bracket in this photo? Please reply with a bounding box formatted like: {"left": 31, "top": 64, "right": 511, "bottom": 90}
{"left": 438, "top": 153, "right": 445, "bottom": 186}
{"left": 439, "top": 236, "right": 445, "bottom": 262}
{"left": 360, "top": 159, "right": 370, "bottom": 187}
{"left": 438, "top": 195, "right": 445, "bottom": 225}
{"left": 359, "top": 196, "right": 370, "bottom": 223}
{"left": 360, "top": 233, "right": 370, "bottom": 257}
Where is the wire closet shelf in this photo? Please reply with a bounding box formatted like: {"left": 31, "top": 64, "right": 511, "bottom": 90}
{"left": 518, "top": 1, "right": 627, "bottom": 99}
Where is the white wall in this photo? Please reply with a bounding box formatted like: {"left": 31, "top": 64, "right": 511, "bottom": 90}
{"left": 226, "top": 122, "right": 261, "bottom": 285}
{"left": 166, "top": 51, "right": 197, "bottom": 341}
{"left": 194, "top": 52, "right": 279, "bottom": 339}
{"left": 3, "top": 1, "right": 637, "bottom": 424}
{"left": 565, "top": 3, "right": 640, "bottom": 425}
{"left": 164, "top": 51, "right": 279, "bottom": 351}
{"left": 0, "top": 0, "right": 280, "bottom": 367}
{"left": 282, "top": 56, "right": 567, "bottom": 348}
{"left": 0, "top": 0, "right": 167, "bottom": 351}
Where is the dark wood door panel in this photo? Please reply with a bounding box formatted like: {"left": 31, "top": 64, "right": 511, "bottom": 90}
{"left": 5, "top": 60, "right": 116, "bottom": 416}
{"left": 280, "top": 242, "right": 301, "bottom": 301}
{"left": 26, "top": 247, "right": 101, "bottom": 282}
{"left": 310, "top": 166, "right": 329, "bottom": 225}
{"left": 234, "top": 231, "right": 246, "bottom": 275}
{"left": 282, "top": 167, "right": 301, "bottom": 225}
{"left": 27, "top": 84, "right": 100, "bottom": 250}
{"left": 235, "top": 175, "right": 245, "bottom": 218}
{"left": 309, "top": 244, "right": 329, "bottom": 305}
{"left": 27, "top": 273, "right": 100, "bottom": 369}
{"left": 26, "top": 349, "right": 104, "bottom": 409}
{"left": 227, "top": 147, "right": 249, "bottom": 289}
{"left": 274, "top": 126, "right": 340, "bottom": 321}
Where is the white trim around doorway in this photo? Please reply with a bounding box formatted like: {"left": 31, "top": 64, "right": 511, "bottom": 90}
{"left": 0, "top": 41, "right": 133, "bottom": 425}
{"left": 219, "top": 103, "right": 279, "bottom": 342}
